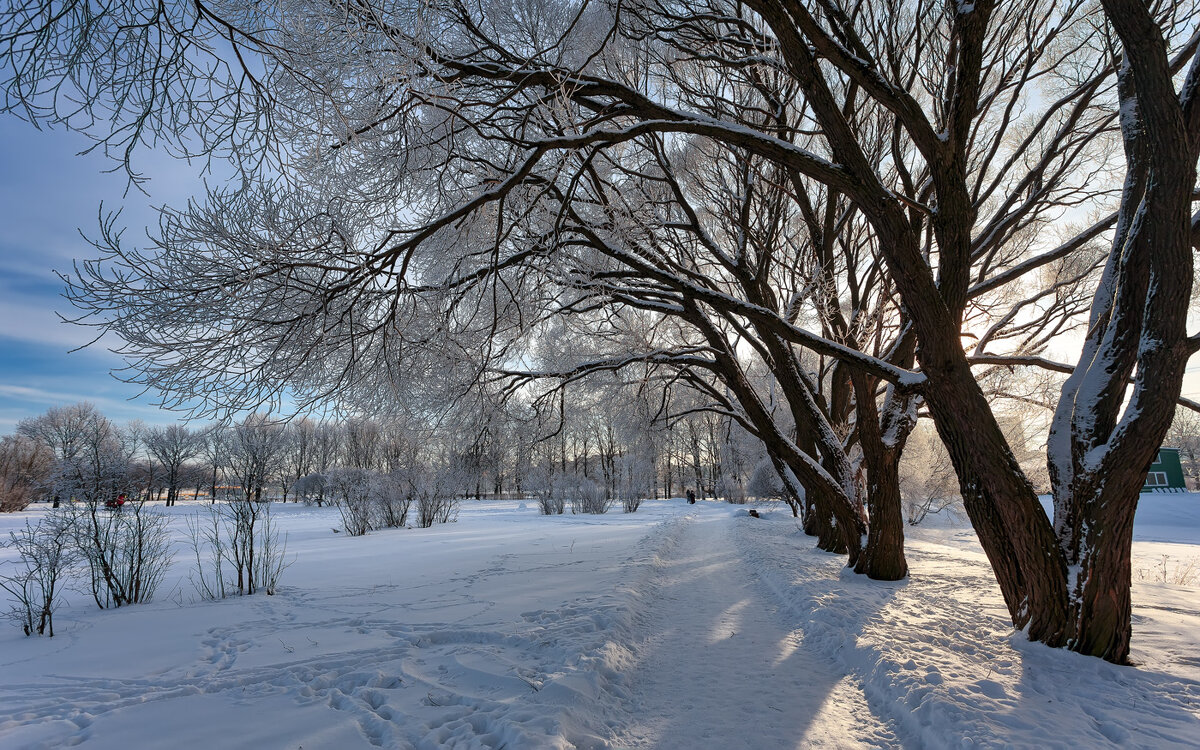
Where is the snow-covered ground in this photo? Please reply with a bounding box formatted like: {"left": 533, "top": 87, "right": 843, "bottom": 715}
{"left": 1, "top": 495, "right": 1198, "bottom": 749}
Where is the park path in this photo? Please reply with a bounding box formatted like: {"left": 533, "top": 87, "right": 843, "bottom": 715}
{"left": 612, "top": 510, "right": 898, "bottom": 749}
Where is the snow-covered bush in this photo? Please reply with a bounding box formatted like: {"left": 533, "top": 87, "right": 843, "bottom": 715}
{"left": 292, "top": 473, "right": 328, "bottom": 506}
{"left": 572, "top": 477, "right": 610, "bottom": 515}
{"left": 537, "top": 488, "right": 565, "bottom": 516}
{"left": 304, "top": 469, "right": 410, "bottom": 533}
{"left": 718, "top": 474, "right": 748, "bottom": 505}
{"left": 414, "top": 467, "right": 462, "bottom": 528}
{"left": 618, "top": 455, "right": 652, "bottom": 513}
{"left": 373, "top": 473, "right": 412, "bottom": 529}
{"left": 747, "top": 461, "right": 784, "bottom": 502}
{"left": 327, "top": 468, "right": 375, "bottom": 536}
{"left": 526, "top": 467, "right": 565, "bottom": 515}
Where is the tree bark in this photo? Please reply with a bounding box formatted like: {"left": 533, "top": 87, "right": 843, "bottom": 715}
{"left": 851, "top": 373, "right": 908, "bottom": 580}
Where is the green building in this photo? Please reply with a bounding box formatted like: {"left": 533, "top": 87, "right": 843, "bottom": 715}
{"left": 1143, "top": 447, "right": 1187, "bottom": 492}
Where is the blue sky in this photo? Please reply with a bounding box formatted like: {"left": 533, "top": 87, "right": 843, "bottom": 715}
{"left": 0, "top": 116, "right": 203, "bottom": 432}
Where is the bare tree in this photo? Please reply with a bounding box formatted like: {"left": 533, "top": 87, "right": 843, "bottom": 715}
{"left": 278, "top": 418, "right": 316, "bottom": 502}
{"left": 310, "top": 422, "right": 342, "bottom": 506}
{"left": 199, "top": 425, "right": 230, "bottom": 504}
{"left": 227, "top": 414, "right": 285, "bottom": 503}
{"left": 18, "top": 403, "right": 103, "bottom": 507}
{"left": 0, "top": 435, "right": 52, "bottom": 511}
{"left": 342, "top": 418, "right": 382, "bottom": 471}
{"left": 145, "top": 425, "right": 204, "bottom": 506}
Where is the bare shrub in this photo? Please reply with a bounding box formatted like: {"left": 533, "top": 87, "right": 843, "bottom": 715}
{"left": 187, "top": 500, "right": 290, "bottom": 599}
{"left": 0, "top": 512, "right": 76, "bottom": 636}
{"left": 40, "top": 411, "right": 173, "bottom": 608}
{"left": 527, "top": 468, "right": 565, "bottom": 515}
{"left": 572, "top": 477, "right": 611, "bottom": 515}
{"left": 618, "top": 455, "right": 651, "bottom": 513}
{"left": 186, "top": 504, "right": 229, "bottom": 601}
{"left": 254, "top": 506, "right": 289, "bottom": 595}
{"left": 373, "top": 473, "right": 412, "bottom": 529}
{"left": 542, "top": 493, "right": 566, "bottom": 515}
{"left": 1134, "top": 555, "right": 1200, "bottom": 587}
{"left": 537, "top": 472, "right": 568, "bottom": 515}
{"left": 292, "top": 473, "right": 328, "bottom": 506}
{"left": 69, "top": 499, "right": 174, "bottom": 608}
{"left": 747, "top": 461, "right": 784, "bottom": 502}
{"left": 718, "top": 474, "right": 748, "bottom": 505}
{"left": 415, "top": 467, "right": 462, "bottom": 528}
{"left": 327, "top": 467, "right": 374, "bottom": 536}
{"left": 226, "top": 498, "right": 285, "bottom": 594}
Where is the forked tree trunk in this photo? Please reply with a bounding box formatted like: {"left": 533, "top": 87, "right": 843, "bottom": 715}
{"left": 1069, "top": 481, "right": 1140, "bottom": 660}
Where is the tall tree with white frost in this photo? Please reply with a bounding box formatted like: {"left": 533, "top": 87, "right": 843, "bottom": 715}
{"left": 3, "top": 0, "right": 1198, "bottom": 662}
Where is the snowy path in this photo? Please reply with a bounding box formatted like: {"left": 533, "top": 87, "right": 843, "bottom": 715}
{"left": 614, "top": 512, "right": 897, "bottom": 749}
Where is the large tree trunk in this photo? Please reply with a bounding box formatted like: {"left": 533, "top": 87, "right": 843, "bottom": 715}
{"left": 1069, "top": 479, "right": 1140, "bottom": 660}
{"left": 850, "top": 374, "right": 910, "bottom": 580}
{"left": 854, "top": 469, "right": 906, "bottom": 580}
{"left": 853, "top": 440, "right": 907, "bottom": 580}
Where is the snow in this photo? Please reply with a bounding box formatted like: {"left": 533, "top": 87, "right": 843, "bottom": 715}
{"left": 2, "top": 496, "right": 1199, "bottom": 748}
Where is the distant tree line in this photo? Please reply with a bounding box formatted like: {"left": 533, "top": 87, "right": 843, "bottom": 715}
{"left": 0, "top": 396, "right": 788, "bottom": 517}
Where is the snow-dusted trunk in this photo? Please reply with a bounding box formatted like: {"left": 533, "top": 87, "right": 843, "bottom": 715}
{"left": 769, "top": 453, "right": 803, "bottom": 518}
{"left": 806, "top": 480, "right": 847, "bottom": 554}
{"left": 851, "top": 376, "right": 914, "bottom": 580}
{"left": 1046, "top": 4, "right": 1197, "bottom": 660}
{"left": 757, "top": 331, "right": 861, "bottom": 556}
{"left": 853, "top": 449, "right": 905, "bottom": 579}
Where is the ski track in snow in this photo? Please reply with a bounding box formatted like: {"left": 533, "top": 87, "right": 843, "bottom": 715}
{"left": 613, "top": 512, "right": 897, "bottom": 749}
